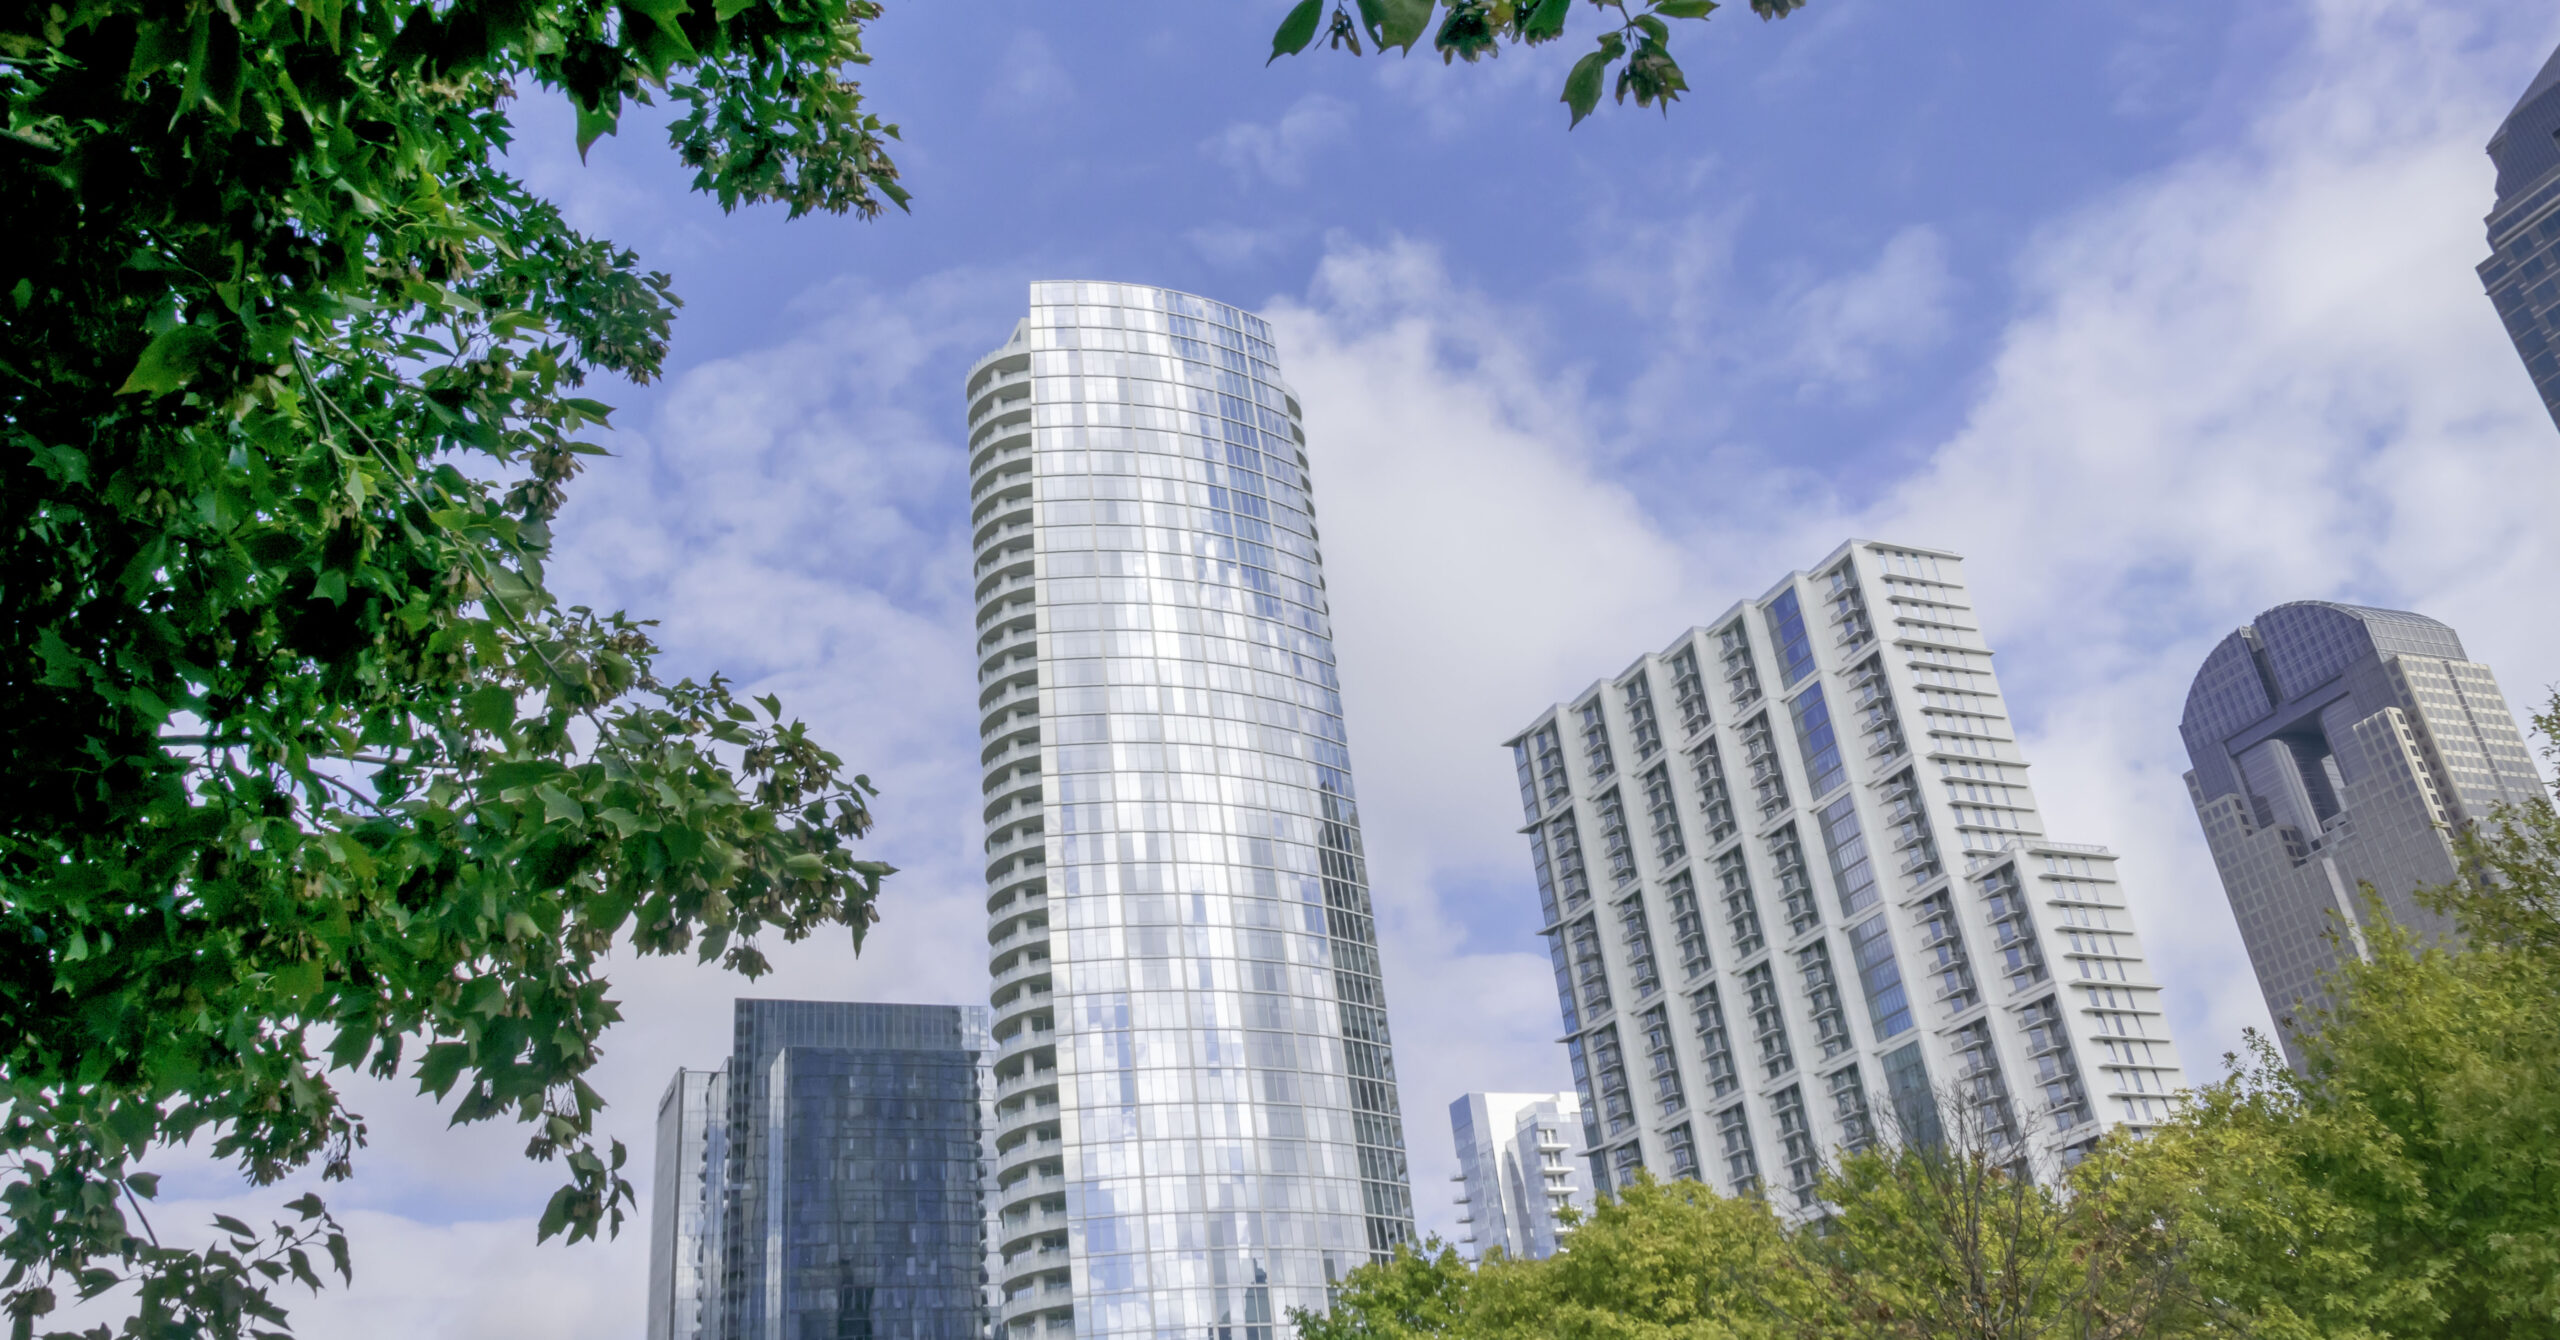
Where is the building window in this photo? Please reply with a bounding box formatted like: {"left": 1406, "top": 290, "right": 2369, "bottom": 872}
{"left": 1797, "top": 940, "right": 1853, "bottom": 1059}
{"left": 1689, "top": 739, "right": 1739, "bottom": 847}
{"left": 1527, "top": 826, "right": 1560, "bottom": 926}
{"left": 1715, "top": 849, "right": 1764, "bottom": 959}
{"left": 1816, "top": 795, "right": 1880, "bottom": 919}
{"left": 2019, "top": 995, "right": 2093, "bottom": 1134}
{"left": 1719, "top": 622, "right": 1761, "bottom": 710}
{"left": 1790, "top": 685, "right": 1848, "bottom": 800}
{"left": 1642, "top": 764, "right": 1685, "bottom": 868}
{"left": 1765, "top": 589, "right": 1817, "bottom": 687}
{"left": 1609, "top": 1140, "right": 1645, "bottom": 1192}
{"left": 1670, "top": 645, "right": 1711, "bottom": 736}
{"left": 1593, "top": 1026, "right": 1636, "bottom": 1138}
{"left": 1980, "top": 864, "right": 2049, "bottom": 994}
{"left": 1664, "top": 1122, "right": 1701, "bottom": 1180}
{"left": 1715, "top": 1105, "right": 1760, "bottom": 1195}
{"left": 1766, "top": 825, "right": 1821, "bottom": 937}
{"left": 1826, "top": 565, "right": 1873, "bottom": 652}
{"left": 1622, "top": 673, "right": 1663, "bottom": 759}
{"left": 1640, "top": 1004, "right": 1685, "bottom": 1116}
{"left": 1846, "top": 655, "right": 1906, "bottom": 762}
{"left": 1618, "top": 895, "right": 1662, "bottom": 1001}
{"left": 1881, "top": 1041, "right": 1942, "bottom": 1148}
{"left": 1877, "top": 768, "right": 1942, "bottom": 890}
{"left": 1743, "top": 963, "right": 1794, "bottom": 1080}
{"left": 1532, "top": 725, "right": 1571, "bottom": 811}
{"left": 1911, "top": 891, "right": 1979, "bottom": 1017}
{"left": 1580, "top": 698, "right": 1615, "bottom": 782}
{"left": 1690, "top": 985, "right": 1740, "bottom": 1099}
{"left": 1844, "top": 914, "right": 1914, "bottom": 1039}
{"left": 1826, "top": 1064, "right": 1876, "bottom": 1152}
{"left": 1596, "top": 790, "right": 1639, "bottom": 890}
{"left": 1951, "top": 1019, "right": 2018, "bottom": 1147}
{"left": 1665, "top": 872, "right": 1712, "bottom": 980}
{"left": 1548, "top": 931, "right": 1581, "bottom": 1035}
{"left": 1567, "top": 915, "right": 1612, "bottom": 1019}
{"left": 1772, "top": 1085, "right": 1820, "bottom": 1207}
{"left": 1740, "top": 713, "right": 1790, "bottom": 821}
{"left": 1549, "top": 813, "right": 1591, "bottom": 912}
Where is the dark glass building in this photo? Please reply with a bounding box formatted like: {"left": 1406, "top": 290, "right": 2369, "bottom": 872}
{"left": 2179, "top": 603, "right": 2542, "bottom": 1065}
{"left": 2479, "top": 40, "right": 2560, "bottom": 431}
{"left": 648, "top": 1000, "right": 994, "bottom": 1340}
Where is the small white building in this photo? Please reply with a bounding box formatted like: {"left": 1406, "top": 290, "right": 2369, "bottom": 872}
{"left": 1447, "top": 1092, "right": 1590, "bottom": 1261}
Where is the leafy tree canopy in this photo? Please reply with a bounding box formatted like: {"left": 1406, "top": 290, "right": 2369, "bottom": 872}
{"left": 1266, "top": 0, "right": 1808, "bottom": 128}
{"left": 1, "top": 0, "right": 905, "bottom": 1332}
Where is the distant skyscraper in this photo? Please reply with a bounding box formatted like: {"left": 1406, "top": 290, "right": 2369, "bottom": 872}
{"left": 966, "top": 281, "right": 1414, "bottom": 1340}
{"left": 2179, "top": 602, "right": 2542, "bottom": 1063}
{"left": 1447, "top": 1092, "right": 1589, "bottom": 1262}
{"left": 1508, "top": 540, "right": 2188, "bottom": 1209}
{"left": 647, "top": 1000, "right": 993, "bottom": 1340}
{"left": 649, "top": 1068, "right": 725, "bottom": 1340}
{"left": 2479, "top": 40, "right": 2560, "bottom": 431}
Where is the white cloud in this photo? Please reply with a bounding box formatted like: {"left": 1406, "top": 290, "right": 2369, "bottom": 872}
{"left": 986, "top": 30, "right": 1075, "bottom": 119}
{"left": 1206, "top": 93, "right": 1355, "bottom": 187}
{"left": 1782, "top": 224, "right": 1956, "bottom": 391}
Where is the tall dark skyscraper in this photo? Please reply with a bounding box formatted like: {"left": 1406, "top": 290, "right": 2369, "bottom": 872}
{"left": 2179, "top": 603, "right": 2543, "bottom": 1065}
{"left": 2479, "top": 40, "right": 2560, "bottom": 431}
{"left": 647, "top": 1000, "right": 994, "bottom": 1340}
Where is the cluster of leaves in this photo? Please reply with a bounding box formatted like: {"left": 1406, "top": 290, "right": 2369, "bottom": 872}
{"left": 1268, "top": 0, "right": 1807, "bottom": 127}
{"left": 1, "top": 0, "right": 905, "bottom": 1333}
{"left": 1301, "top": 694, "right": 2560, "bottom": 1340}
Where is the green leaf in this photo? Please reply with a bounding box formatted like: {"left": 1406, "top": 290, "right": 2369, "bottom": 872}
{"left": 537, "top": 783, "right": 587, "bottom": 825}
{"left": 271, "top": 959, "right": 324, "bottom": 1004}
{"left": 116, "top": 326, "right": 218, "bottom": 396}
{"left": 414, "top": 1043, "right": 472, "bottom": 1099}
{"left": 1654, "top": 0, "right": 1718, "bottom": 16}
{"left": 464, "top": 685, "right": 517, "bottom": 735}
{"left": 1522, "top": 0, "right": 1570, "bottom": 39}
{"left": 1563, "top": 47, "right": 1612, "bottom": 126}
{"left": 1374, "top": 0, "right": 1436, "bottom": 50}
{"left": 1269, "top": 0, "right": 1325, "bottom": 64}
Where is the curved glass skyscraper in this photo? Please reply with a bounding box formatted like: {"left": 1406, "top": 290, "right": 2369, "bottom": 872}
{"left": 966, "top": 282, "right": 1414, "bottom": 1340}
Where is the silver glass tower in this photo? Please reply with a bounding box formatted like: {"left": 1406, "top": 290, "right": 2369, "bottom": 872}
{"left": 2180, "top": 602, "right": 2543, "bottom": 1064}
{"left": 1508, "top": 540, "right": 2188, "bottom": 1209}
{"left": 2479, "top": 39, "right": 2560, "bottom": 432}
{"left": 967, "top": 282, "right": 1414, "bottom": 1340}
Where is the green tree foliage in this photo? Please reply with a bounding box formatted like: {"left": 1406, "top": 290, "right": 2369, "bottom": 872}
{"left": 1294, "top": 1177, "right": 1802, "bottom": 1340}
{"left": 1795, "top": 1127, "right": 2185, "bottom": 1340}
{"left": 1, "top": 0, "right": 905, "bottom": 1332}
{"left": 1267, "top": 0, "right": 1807, "bottom": 128}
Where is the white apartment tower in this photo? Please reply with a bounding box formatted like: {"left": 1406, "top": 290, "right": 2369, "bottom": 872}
{"left": 1447, "top": 1092, "right": 1589, "bottom": 1262}
{"left": 967, "top": 282, "right": 1415, "bottom": 1340}
{"left": 1506, "top": 540, "right": 2186, "bottom": 1208}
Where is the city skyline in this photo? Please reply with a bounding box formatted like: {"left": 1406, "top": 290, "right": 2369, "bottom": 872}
{"left": 99, "top": 7, "right": 2558, "bottom": 1334}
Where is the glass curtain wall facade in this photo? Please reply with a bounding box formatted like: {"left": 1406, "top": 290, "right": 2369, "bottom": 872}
{"left": 646, "top": 1000, "right": 993, "bottom": 1340}
{"left": 966, "top": 282, "right": 1414, "bottom": 1340}
{"left": 1507, "top": 540, "right": 2188, "bottom": 1208}
{"left": 2179, "top": 602, "right": 2543, "bottom": 1066}
{"left": 651, "top": 1068, "right": 727, "bottom": 1340}
{"left": 1446, "top": 1092, "right": 1588, "bottom": 1262}
{"left": 2479, "top": 39, "right": 2560, "bottom": 432}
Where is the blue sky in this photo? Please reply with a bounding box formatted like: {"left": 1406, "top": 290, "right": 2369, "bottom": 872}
{"left": 87, "top": 2, "right": 2560, "bottom": 1335}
